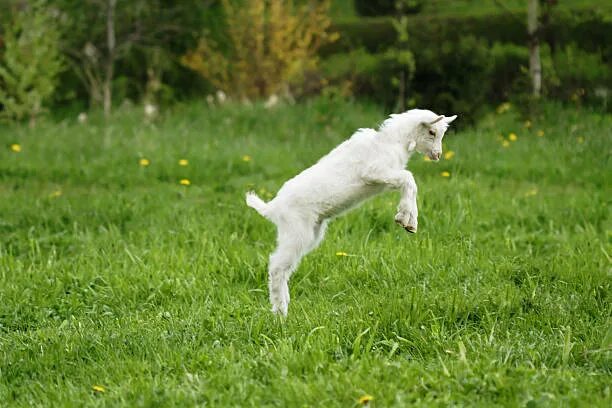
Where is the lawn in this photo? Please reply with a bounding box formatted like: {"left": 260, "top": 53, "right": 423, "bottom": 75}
{"left": 0, "top": 99, "right": 610, "bottom": 406}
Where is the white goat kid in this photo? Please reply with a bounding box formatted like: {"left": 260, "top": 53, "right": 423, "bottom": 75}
{"left": 246, "top": 109, "right": 457, "bottom": 315}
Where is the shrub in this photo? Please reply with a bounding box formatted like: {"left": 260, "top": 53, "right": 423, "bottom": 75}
{"left": 323, "top": 37, "right": 538, "bottom": 119}
{"left": 0, "top": 1, "right": 64, "bottom": 124}
{"left": 324, "top": 8, "right": 611, "bottom": 58}
{"left": 411, "top": 35, "right": 492, "bottom": 118}
{"left": 545, "top": 9, "right": 612, "bottom": 60}
{"left": 320, "top": 7, "right": 611, "bottom": 115}
{"left": 354, "top": 0, "right": 395, "bottom": 16}
{"left": 320, "top": 17, "right": 395, "bottom": 56}
{"left": 354, "top": 0, "right": 423, "bottom": 16}
{"left": 488, "top": 43, "right": 530, "bottom": 101}
{"left": 181, "top": 0, "right": 338, "bottom": 100}
{"left": 546, "top": 44, "right": 611, "bottom": 108}
{"left": 320, "top": 48, "right": 392, "bottom": 101}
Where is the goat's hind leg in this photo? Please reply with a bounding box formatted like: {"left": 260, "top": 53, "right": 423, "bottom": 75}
{"left": 310, "top": 220, "right": 328, "bottom": 252}
{"left": 268, "top": 219, "right": 318, "bottom": 316}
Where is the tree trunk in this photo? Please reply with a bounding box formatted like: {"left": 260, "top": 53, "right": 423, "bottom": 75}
{"left": 103, "top": 0, "right": 117, "bottom": 117}
{"left": 528, "top": 0, "right": 541, "bottom": 97}
{"left": 396, "top": 69, "right": 406, "bottom": 112}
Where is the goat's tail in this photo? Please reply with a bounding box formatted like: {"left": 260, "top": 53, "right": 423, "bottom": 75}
{"left": 245, "top": 191, "right": 271, "bottom": 220}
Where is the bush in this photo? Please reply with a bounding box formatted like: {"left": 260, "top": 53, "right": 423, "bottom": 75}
{"left": 320, "top": 17, "right": 395, "bottom": 56}
{"left": 354, "top": 0, "right": 395, "bottom": 16}
{"left": 322, "top": 37, "right": 611, "bottom": 119}
{"left": 488, "top": 43, "right": 530, "bottom": 101}
{"left": 320, "top": 7, "right": 611, "bottom": 116}
{"left": 411, "top": 36, "right": 493, "bottom": 118}
{"left": 354, "top": 0, "right": 423, "bottom": 16}
{"left": 324, "top": 8, "right": 611, "bottom": 58}
{"left": 546, "top": 44, "right": 611, "bottom": 108}
{"left": 0, "top": 1, "right": 64, "bottom": 124}
{"left": 321, "top": 36, "right": 492, "bottom": 118}
{"left": 181, "top": 0, "right": 337, "bottom": 100}
{"left": 320, "top": 48, "right": 395, "bottom": 102}
{"left": 545, "top": 9, "right": 612, "bottom": 61}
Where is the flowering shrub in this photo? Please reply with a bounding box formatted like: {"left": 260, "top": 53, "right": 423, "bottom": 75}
{"left": 181, "top": 0, "right": 337, "bottom": 100}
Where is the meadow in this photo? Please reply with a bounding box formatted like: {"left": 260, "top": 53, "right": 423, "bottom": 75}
{"left": 0, "top": 99, "right": 610, "bottom": 406}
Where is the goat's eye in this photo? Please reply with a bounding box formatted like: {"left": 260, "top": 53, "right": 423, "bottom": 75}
{"left": 428, "top": 129, "right": 436, "bottom": 136}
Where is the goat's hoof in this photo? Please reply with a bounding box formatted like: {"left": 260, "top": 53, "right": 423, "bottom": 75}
{"left": 271, "top": 303, "right": 288, "bottom": 317}
{"left": 395, "top": 217, "right": 417, "bottom": 233}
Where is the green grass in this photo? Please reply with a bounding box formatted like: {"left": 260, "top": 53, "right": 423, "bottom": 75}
{"left": 0, "top": 99, "right": 610, "bottom": 406}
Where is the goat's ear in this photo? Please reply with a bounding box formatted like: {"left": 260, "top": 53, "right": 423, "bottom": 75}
{"left": 444, "top": 115, "right": 458, "bottom": 124}
{"left": 429, "top": 115, "right": 444, "bottom": 125}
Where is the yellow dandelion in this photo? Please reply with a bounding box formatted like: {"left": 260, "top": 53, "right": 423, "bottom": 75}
{"left": 179, "top": 178, "right": 191, "bottom": 186}
{"left": 525, "top": 187, "right": 538, "bottom": 197}
{"left": 139, "top": 158, "right": 150, "bottom": 167}
{"left": 92, "top": 385, "right": 105, "bottom": 393}
{"left": 423, "top": 156, "right": 431, "bottom": 162}
{"left": 501, "top": 140, "right": 510, "bottom": 148}
{"left": 242, "top": 155, "right": 252, "bottom": 162}
{"left": 537, "top": 130, "right": 545, "bottom": 137}
{"left": 524, "top": 120, "right": 532, "bottom": 129}
{"left": 508, "top": 133, "right": 518, "bottom": 142}
{"left": 441, "top": 171, "right": 451, "bottom": 178}
{"left": 359, "top": 394, "right": 374, "bottom": 405}
{"left": 335, "top": 251, "right": 349, "bottom": 257}
{"left": 444, "top": 150, "right": 455, "bottom": 160}
{"left": 178, "top": 159, "right": 189, "bottom": 166}
{"left": 10, "top": 143, "right": 21, "bottom": 152}
{"left": 577, "top": 136, "right": 584, "bottom": 144}
{"left": 496, "top": 102, "right": 511, "bottom": 114}
{"left": 49, "top": 190, "right": 62, "bottom": 198}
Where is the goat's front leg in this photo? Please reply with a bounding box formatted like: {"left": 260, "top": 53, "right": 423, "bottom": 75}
{"left": 363, "top": 168, "right": 418, "bottom": 233}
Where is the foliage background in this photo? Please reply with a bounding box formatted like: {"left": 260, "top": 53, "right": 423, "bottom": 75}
{"left": 0, "top": 0, "right": 610, "bottom": 119}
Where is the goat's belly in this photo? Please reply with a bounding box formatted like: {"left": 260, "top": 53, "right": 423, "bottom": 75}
{"left": 317, "top": 183, "right": 385, "bottom": 219}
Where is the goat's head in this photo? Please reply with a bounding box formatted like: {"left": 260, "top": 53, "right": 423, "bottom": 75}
{"left": 415, "top": 114, "right": 458, "bottom": 161}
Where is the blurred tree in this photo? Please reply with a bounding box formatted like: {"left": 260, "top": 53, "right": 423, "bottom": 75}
{"left": 0, "top": 1, "right": 64, "bottom": 125}
{"left": 53, "top": 0, "right": 212, "bottom": 116}
{"left": 181, "top": 0, "right": 338, "bottom": 101}
{"left": 493, "top": 0, "right": 545, "bottom": 99}
{"left": 528, "top": 0, "right": 541, "bottom": 97}
{"left": 389, "top": 0, "right": 416, "bottom": 112}
{"left": 539, "top": 0, "right": 559, "bottom": 53}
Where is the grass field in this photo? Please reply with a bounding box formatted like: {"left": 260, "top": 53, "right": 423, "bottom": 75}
{"left": 0, "top": 99, "right": 610, "bottom": 406}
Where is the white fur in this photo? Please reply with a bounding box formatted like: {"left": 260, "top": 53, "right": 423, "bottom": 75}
{"left": 246, "top": 109, "right": 457, "bottom": 315}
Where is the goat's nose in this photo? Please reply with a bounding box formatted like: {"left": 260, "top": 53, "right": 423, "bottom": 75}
{"left": 431, "top": 152, "right": 441, "bottom": 161}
